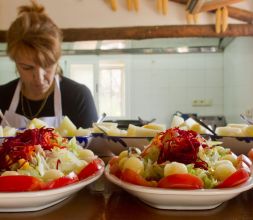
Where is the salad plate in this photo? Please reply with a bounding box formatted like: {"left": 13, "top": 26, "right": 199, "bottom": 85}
{"left": 0, "top": 164, "right": 104, "bottom": 212}
{"left": 105, "top": 165, "right": 253, "bottom": 210}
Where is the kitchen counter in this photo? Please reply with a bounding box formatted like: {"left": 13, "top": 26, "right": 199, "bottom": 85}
{"left": 0, "top": 172, "right": 253, "bottom": 220}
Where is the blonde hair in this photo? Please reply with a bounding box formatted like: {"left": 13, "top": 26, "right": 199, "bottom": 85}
{"left": 7, "top": 0, "right": 62, "bottom": 69}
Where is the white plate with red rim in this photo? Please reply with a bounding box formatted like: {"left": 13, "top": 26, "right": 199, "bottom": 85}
{"left": 0, "top": 159, "right": 104, "bottom": 212}
{"left": 104, "top": 165, "right": 253, "bottom": 210}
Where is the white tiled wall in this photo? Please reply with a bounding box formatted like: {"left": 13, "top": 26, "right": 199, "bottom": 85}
{"left": 129, "top": 53, "right": 224, "bottom": 126}
{"left": 224, "top": 37, "right": 253, "bottom": 123}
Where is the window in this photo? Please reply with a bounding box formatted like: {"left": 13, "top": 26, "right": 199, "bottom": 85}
{"left": 69, "top": 64, "right": 95, "bottom": 96}
{"left": 98, "top": 63, "right": 125, "bottom": 117}
{"left": 63, "top": 57, "right": 126, "bottom": 118}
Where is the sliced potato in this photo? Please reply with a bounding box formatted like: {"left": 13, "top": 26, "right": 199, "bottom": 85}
{"left": 170, "top": 115, "right": 184, "bottom": 128}
{"left": 57, "top": 116, "right": 77, "bottom": 137}
{"left": 75, "top": 127, "right": 92, "bottom": 136}
{"left": 142, "top": 123, "right": 166, "bottom": 131}
{"left": 28, "top": 118, "right": 48, "bottom": 129}
{"left": 3, "top": 126, "right": 17, "bottom": 137}
{"left": 127, "top": 124, "right": 160, "bottom": 137}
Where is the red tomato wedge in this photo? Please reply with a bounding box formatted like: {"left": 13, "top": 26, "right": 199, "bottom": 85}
{"left": 237, "top": 154, "right": 252, "bottom": 169}
{"left": 158, "top": 174, "right": 204, "bottom": 189}
{"left": 216, "top": 168, "right": 250, "bottom": 188}
{"left": 121, "top": 168, "right": 157, "bottom": 187}
{"left": 237, "top": 161, "right": 251, "bottom": 174}
{"left": 0, "top": 175, "right": 42, "bottom": 192}
{"left": 78, "top": 158, "right": 103, "bottom": 180}
{"left": 42, "top": 172, "right": 79, "bottom": 190}
{"left": 247, "top": 149, "right": 253, "bottom": 163}
{"left": 109, "top": 157, "right": 122, "bottom": 178}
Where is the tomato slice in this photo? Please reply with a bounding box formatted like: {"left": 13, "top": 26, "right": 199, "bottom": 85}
{"left": 158, "top": 173, "right": 204, "bottom": 189}
{"left": 216, "top": 168, "right": 250, "bottom": 188}
{"left": 42, "top": 172, "right": 79, "bottom": 190}
{"left": 121, "top": 168, "right": 157, "bottom": 187}
{"left": 78, "top": 158, "right": 103, "bottom": 180}
{"left": 237, "top": 161, "right": 251, "bottom": 174}
{"left": 248, "top": 149, "right": 253, "bottom": 163}
{"left": 237, "top": 154, "right": 252, "bottom": 168}
{"left": 109, "top": 157, "right": 122, "bottom": 178}
{"left": 0, "top": 175, "right": 42, "bottom": 192}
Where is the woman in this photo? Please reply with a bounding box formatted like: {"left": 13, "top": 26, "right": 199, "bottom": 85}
{"left": 0, "top": 0, "right": 98, "bottom": 128}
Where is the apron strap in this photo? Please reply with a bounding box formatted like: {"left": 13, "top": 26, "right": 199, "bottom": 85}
{"left": 54, "top": 74, "right": 62, "bottom": 117}
{"left": 8, "top": 80, "right": 22, "bottom": 112}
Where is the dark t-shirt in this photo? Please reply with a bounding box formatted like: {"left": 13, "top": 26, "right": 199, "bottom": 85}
{"left": 0, "top": 76, "right": 98, "bottom": 128}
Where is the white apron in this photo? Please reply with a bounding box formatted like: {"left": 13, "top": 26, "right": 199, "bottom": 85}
{"left": 1, "top": 75, "right": 63, "bottom": 128}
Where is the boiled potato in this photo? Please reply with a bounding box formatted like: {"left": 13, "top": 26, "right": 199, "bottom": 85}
{"left": 123, "top": 157, "right": 144, "bottom": 174}
{"left": 28, "top": 118, "right": 48, "bottom": 129}
{"left": 1, "top": 171, "right": 19, "bottom": 176}
{"left": 106, "top": 128, "right": 127, "bottom": 136}
{"left": 75, "top": 127, "right": 92, "bottom": 136}
{"left": 214, "top": 159, "right": 234, "bottom": 168}
{"left": 215, "top": 126, "right": 243, "bottom": 137}
{"left": 190, "top": 123, "right": 206, "bottom": 134}
{"left": 214, "top": 160, "right": 236, "bottom": 181}
{"left": 57, "top": 116, "right": 77, "bottom": 137}
{"left": 119, "top": 150, "right": 128, "bottom": 160}
{"left": 3, "top": 126, "right": 17, "bottom": 137}
{"left": 170, "top": 115, "right": 184, "bottom": 128}
{"left": 142, "top": 123, "right": 166, "bottom": 131}
{"left": 184, "top": 118, "right": 207, "bottom": 134}
{"left": 164, "top": 162, "right": 188, "bottom": 176}
{"left": 221, "top": 154, "right": 238, "bottom": 166}
{"left": 92, "top": 122, "right": 118, "bottom": 133}
{"left": 78, "top": 149, "right": 95, "bottom": 162}
{"left": 242, "top": 125, "right": 253, "bottom": 137}
{"left": 227, "top": 124, "right": 248, "bottom": 129}
{"left": 127, "top": 124, "right": 160, "bottom": 137}
{"left": 178, "top": 125, "right": 188, "bottom": 131}
{"left": 43, "top": 169, "right": 64, "bottom": 182}
{"left": 119, "top": 157, "right": 128, "bottom": 170}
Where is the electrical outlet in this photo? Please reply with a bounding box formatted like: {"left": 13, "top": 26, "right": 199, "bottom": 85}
{"left": 192, "top": 99, "right": 212, "bottom": 107}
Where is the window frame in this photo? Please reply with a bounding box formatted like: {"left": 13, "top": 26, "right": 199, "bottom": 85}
{"left": 60, "top": 55, "right": 131, "bottom": 120}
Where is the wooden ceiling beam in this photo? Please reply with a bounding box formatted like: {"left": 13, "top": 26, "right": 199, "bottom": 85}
{"left": 227, "top": 7, "right": 253, "bottom": 23}
{"left": 61, "top": 24, "right": 252, "bottom": 41}
{"left": 171, "top": 0, "right": 253, "bottom": 23}
{"left": 199, "top": 0, "right": 244, "bottom": 13}
{"left": 0, "top": 24, "right": 252, "bottom": 42}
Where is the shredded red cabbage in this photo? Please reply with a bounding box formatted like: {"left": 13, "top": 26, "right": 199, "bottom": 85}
{"left": 157, "top": 128, "right": 208, "bottom": 170}
{"left": 0, "top": 128, "right": 62, "bottom": 171}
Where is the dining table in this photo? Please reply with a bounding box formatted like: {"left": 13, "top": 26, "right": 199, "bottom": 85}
{"left": 0, "top": 156, "right": 253, "bottom": 220}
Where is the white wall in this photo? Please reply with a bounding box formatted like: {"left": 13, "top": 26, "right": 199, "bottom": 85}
{"left": 129, "top": 53, "right": 223, "bottom": 125}
{"left": 0, "top": 0, "right": 252, "bottom": 29}
{"left": 0, "top": 56, "right": 16, "bottom": 84}
{"left": 224, "top": 37, "right": 253, "bottom": 123}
